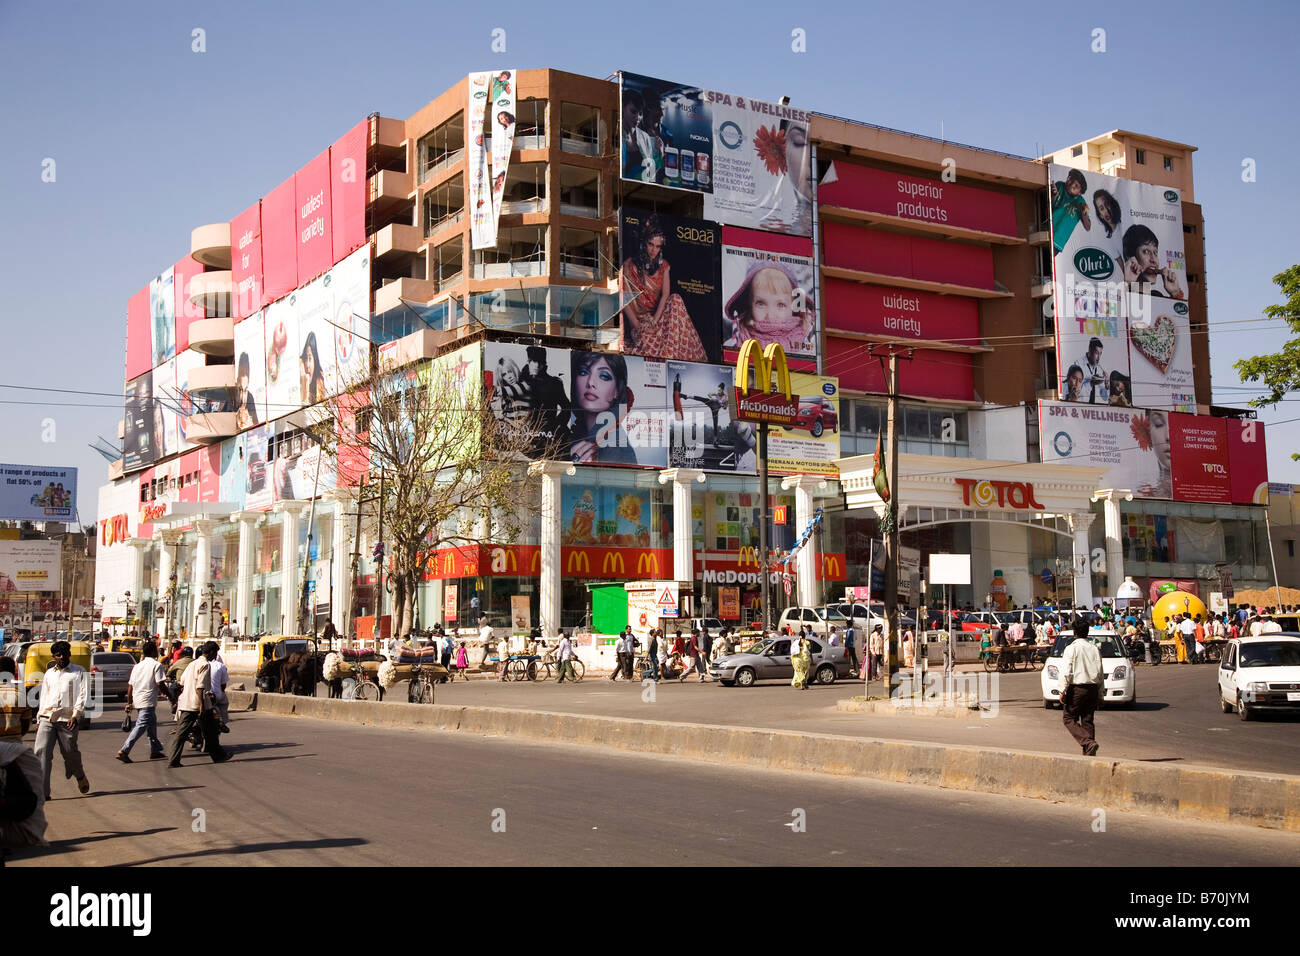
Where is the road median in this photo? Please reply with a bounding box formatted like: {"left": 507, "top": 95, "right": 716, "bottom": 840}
{"left": 227, "top": 690, "right": 1300, "bottom": 833}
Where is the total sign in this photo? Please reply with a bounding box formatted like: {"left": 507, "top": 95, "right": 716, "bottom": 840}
{"left": 955, "top": 478, "right": 1045, "bottom": 510}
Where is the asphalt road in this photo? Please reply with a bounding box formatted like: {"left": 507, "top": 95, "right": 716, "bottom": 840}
{"left": 243, "top": 661, "right": 1300, "bottom": 776}
{"left": 11, "top": 705, "right": 1300, "bottom": 867}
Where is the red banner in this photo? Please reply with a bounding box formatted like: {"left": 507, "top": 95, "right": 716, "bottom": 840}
{"left": 824, "top": 279, "right": 980, "bottom": 343}
{"left": 230, "top": 202, "right": 264, "bottom": 321}
{"left": 172, "top": 254, "right": 205, "bottom": 354}
{"left": 331, "top": 119, "right": 368, "bottom": 264}
{"left": 823, "top": 221, "right": 995, "bottom": 290}
{"left": 828, "top": 337, "right": 973, "bottom": 402}
{"left": 819, "top": 163, "right": 1018, "bottom": 238}
{"left": 1170, "top": 413, "right": 1231, "bottom": 503}
{"left": 261, "top": 179, "right": 298, "bottom": 305}
{"left": 294, "top": 149, "right": 333, "bottom": 284}
{"left": 178, "top": 450, "right": 202, "bottom": 503}
{"left": 1226, "top": 419, "right": 1268, "bottom": 504}
{"left": 126, "top": 287, "right": 152, "bottom": 381}
{"left": 199, "top": 445, "right": 221, "bottom": 503}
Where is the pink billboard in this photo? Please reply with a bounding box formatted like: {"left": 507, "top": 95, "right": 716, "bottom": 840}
{"left": 1170, "top": 413, "right": 1231, "bottom": 503}
{"left": 331, "top": 119, "right": 369, "bottom": 264}
{"left": 230, "top": 202, "right": 264, "bottom": 321}
{"left": 126, "top": 287, "right": 152, "bottom": 382}
{"left": 1226, "top": 419, "right": 1268, "bottom": 504}
{"left": 295, "top": 149, "right": 333, "bottom": 285}
{"left": 824, "top": 279, "right": 980, "bottom": 344}
{"left": 818, "top": 163, "right": 1018, "bottom": 238}
{"left": 827, "top": 337, "right": 974, "bottom": 402}
{"left": 173, "top": 254, "right": 205, "bottom": 354}
{"left": 261, "top": 179, "right": 298, "bottom": 305}
{"left": 822, "top": 221, "right": 995, "bottom": 290}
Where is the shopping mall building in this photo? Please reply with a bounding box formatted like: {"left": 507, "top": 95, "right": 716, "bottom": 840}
{"left": 92, "top": 67, "right": 1276, "bottom": 640}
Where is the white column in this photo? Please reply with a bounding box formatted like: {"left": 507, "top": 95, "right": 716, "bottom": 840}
{"left": 529, "top": 461, "right": 574, "bottom": 637}
{"left": 658, "top": 468, "right": 706, "bottom": 584}
{"left": 329, "top": 491, "right": 354, "bottom": 636}
{"left": 154, "top": 530, "right": 182, "bottom": 639}
{"left": 1069, "top": 511, "right": 1096, "bottom": 608}
{"left": 1093, "top": 489, "right": 1133, "bottom": 600}
{"left": 233, "top": 511, "right": 261, "bottom": 635}
{"left": 782, "top": 474, "right": 829, "bottom": 608}
{"left": 126, "top": 538, "right": 148, "bottom": 617}
{"left": 275, "top": 501, "right": 306, "bottom": 634}
{"left": 191, "top": 518, "right": 218, "bottom": 638}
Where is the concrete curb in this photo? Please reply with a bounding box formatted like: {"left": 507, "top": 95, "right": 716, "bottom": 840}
{"left": 834, "top": 698, "right": 990, "bottom": 718}
{"left": 226, "top": 690, "right": 1300, "bottom": 832}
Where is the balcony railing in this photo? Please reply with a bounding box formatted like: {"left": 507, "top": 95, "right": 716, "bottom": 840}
{"left": 471, "top": 258, "right": 546, "bottom": 280}
{"left": 419, "top": 147, "right": 465, "bottom": 185}
{"left": 371, "top": 285, "right": 622, "bottom": 343}
{"left": 559, "top": 130, "right": 599, "bottom": 156}
{"left": 560, "top": 201, "right": 599, "bottom": 219}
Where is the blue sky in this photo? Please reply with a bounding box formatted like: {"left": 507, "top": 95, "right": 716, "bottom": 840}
{"left": 2, "top": 0, "right": 1297, "bottom": 522}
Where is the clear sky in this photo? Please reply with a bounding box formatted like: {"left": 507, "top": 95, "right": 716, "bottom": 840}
{"left": 2, "top": 0, "right": 1297, "bottom": 522}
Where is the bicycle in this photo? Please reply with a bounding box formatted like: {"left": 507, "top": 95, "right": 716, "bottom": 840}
{"left": 346, "top": 665, "right": 383, "bottom": 702}
{"left": 407, "top": 664, "right": 435, "bottom": 704}
{"left": 533, "top": 657, "right": 585, "bottom": 682}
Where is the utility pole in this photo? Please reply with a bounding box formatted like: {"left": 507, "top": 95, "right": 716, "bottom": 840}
{"left": 759, "top": 422, "right": 771, "bottom": 631}
{"left": 869, "top": 344, "right": 913, "bottom": 699}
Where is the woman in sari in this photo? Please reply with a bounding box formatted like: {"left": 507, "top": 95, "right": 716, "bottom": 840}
{"left": 619, "top": 215, "right": 708, "bottom": 362}
{"left": 791, "top": 632, "right": 812, "bottom": 689}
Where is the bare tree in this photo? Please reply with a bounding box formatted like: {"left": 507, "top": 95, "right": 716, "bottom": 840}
{"left": 310, "top": 346, "right": 562, "bottom": 637}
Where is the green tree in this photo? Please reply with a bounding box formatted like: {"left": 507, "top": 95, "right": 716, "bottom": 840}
{"left": 1235, "top": 265, "right": 1300, "bottom": 459}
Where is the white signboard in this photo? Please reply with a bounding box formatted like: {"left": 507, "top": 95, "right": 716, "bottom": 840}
{"left": 0, "top": 540, "right": 61, "bottom": 593}
{"left": 928, "top": 553, "right": 971, "bottom": 586}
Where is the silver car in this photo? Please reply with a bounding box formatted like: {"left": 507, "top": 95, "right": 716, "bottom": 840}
{"left": 710, "top": 636, "right": 852, "bottom": 687}
{"left": 91, "top": 652, "right": 135, "bottom": 701}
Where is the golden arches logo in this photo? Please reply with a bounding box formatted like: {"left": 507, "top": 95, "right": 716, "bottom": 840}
{"left": 636, "top": 552, "right": 658, "bottom": 576}
{"left": 738, "top": 546, "right": 760, "bottom": 568}
{"left": 823, "top": 555, "right": 842, "bottom": 579}
{"left": 530, "top": 550, "right": 541, "bottom": 573}
{"left": 603, "top": 552, "right": 626, "bottom": 575}
{"left": 733, "top": 340, "right": 793, "bottom": 399}
{"left": 444, "top": 552, "right": 457, "bottom": 575}
{"left": 503, "top": 549, "right": 517, "bottom": 572}
{"left": 567, "top": 551, "right": 591, "bottom": 574}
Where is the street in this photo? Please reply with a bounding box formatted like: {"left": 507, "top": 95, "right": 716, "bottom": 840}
{"left": 255, "top": 661, "right": 1300, "bottom": 776}
{"left": 11, "top": 704, "right": 1300, "bottom": 867}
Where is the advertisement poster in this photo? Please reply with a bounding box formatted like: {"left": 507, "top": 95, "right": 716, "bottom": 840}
{"left": 233, "top": 309, "right": 267, "bottom": 430}
{"left": 150, "top": 267, "right": 175, "bottom": 366}
{"left": 230, "top": 202, "right": 263, "bottom": 320}
{"left": 295, "top": 276, "right": 334, "bottom": 406}
{"left": 467, "top": 71, "right": 495, "bottom": 249}
{"left": 561, "top": 484, "right": 662, "bottom": 547}
{"left": 1049, "top": 164, "right": 1185, "bottom": 404}
{"left": 484, "top": 342, "right": 670, "bottom": 467}
{"left": 702, "top": 91, "right": 812, "bottom": 236}
{"left": 1169, "top": 413, "right": 1231, "bottom": 503}
{"left": 263, "top": 298, "right": 300, "bottom": 418}
{"left": 510, "top": 594, "right": 530, "bottom": 632}
{"left": 1128, "top": 293, "right": 1195, "bottom": 410}
{"left": 1039, "top": 400, "right": 1171, "bottom": 498}
{"left": 0, "top": 463, "right": 77, "bottom": 522}
{"left": 720, "top": 227, "right": 817, "bottom": 369}
{"left": 154, "top": 357, "right": 179, "bottom": 461}
{"left": 618, "top": 207, "right": 721, "bottom": 363}
{"left": 718, "top": 586, "right": 740, "bottom": 620}
{"left": 1226, "top": 419, "right": 1269, "bottom": 504}
{"left": 271, "top": 426, "right": 335, "bottom": 504}
{"left": 619, "top": 72, "right": 714, "bottom": 191}
{"left": 444, "top": 584, "right": 458, "bottom": 622}
{"left": 0, "top": 540, "right": 61, "bottom": 592}
{"left": 764, "top": 373, "right": 841, "bottom": 476}
{"left": 666, "top": 360, "right": 755, "bottom": 473}
{"left": 817, "top": 163, "right": 1018, "bottom": 238}
{"left": 327, "top": 247, "right": 372, "bottom": 389}
{"left": 174, "top": 348, "right": 206, "bottom": 452}
{"left": 487, "top": 69, "right": 516, "bottom": 227}
{"left": 243, "top": 425, "right": 272, "bottom": 511}
{"left": 218, "top": 436, "right": 245, "bottom": 510}
{"left": 123, "top": 374, "right": 158, "bottom": 472}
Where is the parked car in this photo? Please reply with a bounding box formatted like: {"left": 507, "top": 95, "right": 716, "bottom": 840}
{"left": 685, "top": 618, "right": 724, "bottom": 636}
{"left": 709, "top": 635, "right": 851, "bottom": 686}
{"left": 1217, "top": 635, "right": 1300, "bottom": 720}
{"left": 1040, "top": 628, "right": 1135, "bottom": 709}
{"left": 830, "top": 603, "right": 917, "bottom": 631}
{"left": 91, "top": 652, "right": 135, "bottom": 701}
{"left": 776, "top": 606, "right": 850, "bottom": 636}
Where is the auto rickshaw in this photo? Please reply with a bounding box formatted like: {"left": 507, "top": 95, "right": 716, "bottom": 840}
{"left": 108, "top": 636, "right": 146, "bottom": 661}
{"left": 255, "top": 635, "right": 317, "bottom": 693}
{"left": 23, "top": 640, "right": 93, "bottom": 729}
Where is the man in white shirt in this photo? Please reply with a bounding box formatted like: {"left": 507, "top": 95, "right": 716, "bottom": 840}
{"left": 167, "top": 642, "right": 229, "bottom": 768}
{"left": 1260, "top": 614, "right": 1283, "bottom": 635}
{"left": 608, "top": 632, "right": 627, "bottom": 681}
{"left": 209, "top": 653, "right": 230, "bottom": 730}
{"left": 33, "top": 641, "right": 90, "bottom": 799}
{"left": 1178, "top": 615, "right": 1197, "bottom": 663}
{"left": 554, "top": 630, "right": 576, "bottom": 683}
{"left": 1060, "top": 621, "right": 1103, "bottom": 756}
{"left": 117, "top": 640, "right": 168, "bottom": 762}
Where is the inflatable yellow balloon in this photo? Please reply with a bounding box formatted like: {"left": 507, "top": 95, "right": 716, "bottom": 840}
{"left": 1152, "top": 590, "right": 1208, "bottom": 631}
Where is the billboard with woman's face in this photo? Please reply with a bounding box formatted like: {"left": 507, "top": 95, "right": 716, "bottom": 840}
{"left": 720, "top": 227, "right": 817, "bottom": 370}
{"left": 618, "top": 208, "right": 721, "bottom": 364}
{"left": 232, "top": 310, "right": 266, "bottom": 431}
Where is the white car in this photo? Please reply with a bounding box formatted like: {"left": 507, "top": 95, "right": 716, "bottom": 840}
{"left": 1040, "top": 628, "right": 1136, "bottom": 709}
{"left": 1217, "top": 635, "right": 1300, "bottom": 721}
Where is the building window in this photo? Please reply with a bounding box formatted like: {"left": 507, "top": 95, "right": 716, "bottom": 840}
{"left": 559, "top": 228, "right": 600, "bottom": 280}
{"left": 1134, "top": 148, "right": 1146, "bottom": 165}
{"left": 471, "top": 225, "right": 545, "bottom": 279}
{"left": 513, "top": 98, "right": 547, "bottom": 151}
{"left": 558, "top": 165, "right": 600, "bottom": 219}
{"left": 417, "top": 113, "right": 465, "bottom": 185}
{"left": 432, "top": 236, "right": 463, "bottom": 291}
{"left": 1071, "top": 145, "right": 1083, "bottom": 157}
{"left": 1183, "top": 224, "right": 1196, "bottom": 234}
{"left": 1163, "top": 155, "right": 1173, "bottom": 171}
{"left": 423, "top": 174, "right": 465, "bottom": 237}
{"left": 499, "top": 162, "right": 547, "bottom": 215}
{"left": 1187, "top": 274, "right": 1199, "bottom": 284}
{"left": 559, "top": 103, "right": 601, "bottom": 156}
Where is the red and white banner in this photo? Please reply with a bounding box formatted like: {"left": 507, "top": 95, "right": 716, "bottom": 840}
{"left": 261, "top": 178, "right": 298, "bottom": 305}
{"left": 230, "top": 202, "right": 264, "bottom": 321}
{"left": 823, "top": 221, "right": 995, "bottom": 290}
{"left": 488, "top": 69, "right": 515, "bottom": 229}
{"left": 331, "top": 119, "right": 368, "bottom": 264}
{"left": 824, "top": 279, "right": 980, "bottom": 344}
{"left": 467, "top": 72, "right": 493, "bottom": 249}
{"left": 126, "top": 287, "right": 152, "bottom": 381}
{"left": 294, "top": 148, "right": 333, "bottom": 284}
{"left": 173, "top": 254, "right": 205, "bottom": 354}
{"left": 1226, "top": 419, "right": 1268, "bottom": 504}
{"left": 1170, "top": 413, "right": 1231, "bottom": 503}
{"left": 819, "top": 162, "right": 1019, "bottom": 238}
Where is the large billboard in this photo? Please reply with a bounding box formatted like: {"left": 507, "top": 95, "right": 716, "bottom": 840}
{"left": 325, "top": 246, "right": 371, "bottom": 390}
{"left": 0, "top": 540, "right": 61, "bottom": 593}
{"left": 1169, "top": 414, "right": 1230, "bottom": 503}
{"left": 0, "top": 464, "right": 77, "bottom": 522}
{"left": 154, "top": 357, "right": 179, "bottom": 461}
{"left": 263, "top": 297, "right": 301, "bottom": 419}
{"left": 149, "top": 267, "right": 175, "bottom": 367}
{"left": 720, "top": 226, "right": 817, "bottom": 370}
{"left": 233, "top": 309, "right": 267, "bottom": 429}
{"left": 123, "top": 374, "right": 159, "bottom": 472}
{"left": 618, "top": 208, "right": 721, "bottom": 364}
{"left": 666, "top": 360, "right": 752, "bottom": 473}
{"left": 174, "top": 348, "right": 207, "bottom": 453}
{"left": 764, "top": 372, "right": 841, "bottom": 476}
{"left": 230, "top": 202, "right": 264, "bottom": 321}
{"left": 243, "top": 425, "right": 272, "bottom": 511}
{"left": 468, "top": 70, "right": 517, "bottom": 250}
{"left": 295, "top": 148, "right": 334, "bottom": 284}
{"left": 619, "top": 72, "right": 812, "bottom": 236}
{"left": 1049, "top": 164, "right": 1187, "bottom": 408}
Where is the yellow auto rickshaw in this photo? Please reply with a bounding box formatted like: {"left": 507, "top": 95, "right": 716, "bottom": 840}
{"left": 108, "top": 637, "right": 145, "bottom": 661}
{"left": 23, "top": 640, "right": 93, "bottom": 729}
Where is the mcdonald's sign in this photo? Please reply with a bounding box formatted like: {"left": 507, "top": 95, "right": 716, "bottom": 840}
{"left": 602, "top": 552, "right": 626, "bottom": 575}
{"left": 567, "top": 551, "right": 591, "bottom": 575}
{"left": 530, "top": 549, "right": 541, "bottom": 573}
{"left": 636, "top": 552, "right": 658, "bottom": 577}
{"left": 737, "top": 546, "right": 760, "bottom": 569}
{"left": 733, "top": 340, "right": 799, "bottom": 426}
{"left": 821, "top": 554, "right": 845, "bottom": 581}
{"left": 444, "top": 552, "right": 457, "bottom": 575}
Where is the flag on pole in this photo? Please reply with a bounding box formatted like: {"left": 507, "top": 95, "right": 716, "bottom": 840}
{"left": 872, "top": 433, "right": 890, "bottom": 502}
